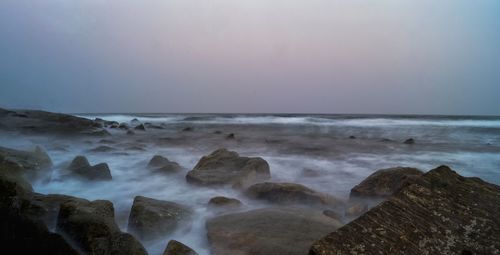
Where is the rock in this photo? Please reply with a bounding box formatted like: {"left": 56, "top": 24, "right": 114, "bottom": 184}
{"left": 144, "top": 123, "right": 164, "bottom": 129}
{"left": 344, "top": 202, "right": 368, "bottom": 218}
{"left": 225, "top": 133, "right": 235, "bottom": 139}
{"left": 88, "top": 145, "right": 115, "bottom": 153}
{"left": 186, "top": 149, "right": 270, "bottom": 188}
{"left": 182, "top": 127, "right": 193, "bottom": 132}
{"left": 134, "top": 124, "right": 146, "bottom": 131}
{"left": 213, "top": 131, "right": 222, "bottom": 134}
{"left": 66, "top": 155, "right": 112, "bottom": 180}
{"left": 119, "top": 123, "right": 129, "bottom": 130}
{"left": 57, "top": 199, "right": 147, "bottom": 255}
{"left": 163, "top": 240, "right": 198, "bottom": 255}
{"left": 147, "top": 155, "right": 183, "bottom": 174}
{"left": 127, "top": 130, "right": 135, "bottom": 136}
{"left": 245, "top": 182, "right": 343, "bottom": 208}
{"left": 128, "top": 196, "right": 193, "bottom": 241}
{"left": 323, "top": 210, "right": 342, "bottom": 220}
{"left": 0, "top": 107, "right": 107, "bottom": 136}
{"left": 350, "top": 166, "right": 423, "bottom": 199}
{"left": 26, "top": 193, "right": 85, "bottom": 230}
{"left": 0, "top": 146, "right": 52, "bottom": 181}
{"left": 310, "top": 166, "right": 500, "bottom": 255}
{"left": 404, "top": 138, "right": 415, "bottom": 144}
{"left": 302, "top": 168, "right": 321, "bottom": 177}
{"left": 206, "top": 207, "right": 343, "bottom": 255}
{"left": 348, "top": 136, "right": 356, "bottom": 139}
{"left": 99, "top": 139, "right": 116, "bottom": 144}
{"left": 131, "top": 118, "right": 141, "bottom": 125}
{"left": 208, "top": 196, "right": 242, "bottom": 210}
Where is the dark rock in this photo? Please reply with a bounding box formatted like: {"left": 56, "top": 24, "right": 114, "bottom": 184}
{"left": 310, "top": 166, "right": 500, "bottom": 255}
{"left": 349, "top": 136, "right": 356, "bottom": 139}
{"left": 134, "top": 124, "right": 146, "bottom": 131}
{"left": 206, "top": 207, "right": 343, "bottom": 255}
{"left": 246, "top": 182, "right": 343, "bottom": 208}
{"left": 88, "top": 145, "right": 115, "bottom": 153}
{"left": 26, "top": 193, "right": 85, "bottom": 230}
{"left": 163, "top": 240, "right": 198, "bottom": 255}
{"left": 147, "top": 155, "right": 183, "bottom": 174}
{"left": 182, "top": 127, "right": 193, "bottom": 132}
{"left": 350, "top": 166, "right": 423, "bottom": 199}
{"left": 57, "top": 199, "right": 147, "bottom": 254}
{"left": 99, "top": 139, "right": 116, "bottom": 144}
{"left": 0, "top": 146, "right": 52, "bottom": 181}
{"left": 225, "top": 133, "right": 235, "bottom": 139}
{"left": 66, "top": 155, "right": 112, "bottom": 180}
{"left": 131, "top": 118, "right": 141, "bottom": 125}
{"left": 128, "top": 196, "right": 193, "bottom": 242}
{"left": 186, "top": 149, "right": 270, "bottom": 188}
{"left": 145, "top": 123, "right": 164, "bottom": 129}
{"left": 208, "top": 196, "right": 242, "bottom": 209}
{"left": 404, "top": 138, "right": 415, "bottom": 144}
{"left": 213, "top": 130, "right": 222, "bottom": 134}
{"left": 119, "top": 123, "right": 129, "bottom": 130}
{"left": 127, "top": 130, "right": 135, "bottom": 135}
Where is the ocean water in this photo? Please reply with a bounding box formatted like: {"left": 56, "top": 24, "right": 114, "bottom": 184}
{"left": 3, "top": 114, "right": 500, "bottom": 254}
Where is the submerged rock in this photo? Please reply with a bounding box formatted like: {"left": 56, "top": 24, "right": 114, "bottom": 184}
{"left": 206, "top": 207, "right": 343, "bottom": 255}
{"left": 226, "top": 133, "right": 235, "bottom": 139}
{"left": 182, "top": 127, "right": 193, "bottom": 132}
{"left": 66, "top": 155, "right": 112, "bottom": 180}
{"left": 128, "top": 196, "right": 193, "bottom": 242}
{"left": 88, "top": 145, "right": 115, "bottom": 153}
{"left": 245, "top": 182, "right": 343, "bottom": 208}
{"left": 186, "top": 148, "right": 270, "bottom": 188}
{"left": 208, "top": 196, "right": 242, "bottom": 210}
{"left": 310, "top": 166, "right": 500, "bottom": 255}
{"left": 147, "top": 155, "right": 183, "bottom": 174}
{"left": 404, "top": 138, "right": 415, "bottom": 144}
{"left": 56, "top": 199, "right": 147, "bottom": 255}
{"left": 350, "top": 166, "right": 423, "bottom": 199}
{"left": 163, "top": 240, "right": 198, "bottom": 255}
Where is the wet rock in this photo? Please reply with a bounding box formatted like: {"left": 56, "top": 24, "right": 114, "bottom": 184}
{"left": 310, "top": 166, "right": 500, "bottom": 255}
{"left": 186, "top": 149, "right": 270, "bottom": 188}
{"left": 119, "top": 123, "right": 129, "bottom": 130}
{"left": 127, "top": 130, "right": 135, "bottom": 136}
{"left": 348, "top": 136, "right": 356, "bottom": 139}
{"left": 128, "top": 196, "right": 193, "bottom": 242}
{"left": 323, "top": 210, "right": 342, "bottom": 220}
{"left": 404, "top": 138, "right": 415, "bottom": 144}
{"left": 163, "top": 240, "right": 198, "bottom": 255}
{"left": 225, "top": 133, "right": 235, "bottom": 139}
{"left": 57, "top": 199, "right": 147, "bottom": 255}
{"left": 88, "top": 145, "right": 115, "bottom": 153}
{"left": 302, "top": 168, "right": 322, "bottom": 177}
{"left": 147, "top": 155, "right": 183, "bottom": 174}
{"left": 134, "top": 124, "right": 146, "bottom": 131}
{"left": 0, "top": 146, "right": 52, "bottom": 181}
{"left": 131, "top": 118, "right": 141, "bottom": 125}
{"left": 206, "top": 207, "right": 343, "bottom": 255}
{"left": 0, "top": 107, "right": 106, "bottom": 136}
{"left": 245, "top": 182, "right": 343, "bottom": 208}
{"left": 350, "top": 166, "right": 423, "bottom": 199}
{"left": 344, "top": 202, "right": 368, "bottom": 218}
{"left": 99, "top": 139, "right": 117, "bottom": 144}
{"left": 182, "top": 127, "right": 193, "bottom": 132}
{"left": 208, "top": 196, "right": 242, "bottom": 210}
{"left": 66, "top": 155, "right": 112, "bottom": 180}
{"left": 25, "top": 193, "right": 85, "bottom": 230}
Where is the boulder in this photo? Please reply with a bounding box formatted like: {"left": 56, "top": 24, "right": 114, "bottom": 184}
{"left": 226, "top": 133, "right": 235, "bottom": 139}
{"left": 182, "top": 127, "right": 193, "bottom": 132}
{"left": 25, "top": 193, "right": 85, "bottom": 230}
{"left": 404, "top": 138, "right": 415, "bottom": 144}
{"left": 206, "top": 207, "right": 343, "bottom": 255}
{"left": 163, "top": 240, "right": 198, "bottom": 255}
{"left": 208, "top": 196, "right": 242, "bottom": 210}
{"left": 245, "top": 182, "right": 343, "bottom": 208}
{"left": 56, "top": 199, "right": 147, "bottom": 254}
{"left": 88, "top": 145, "right": 115, "bottom": 153}
{"left": 119, "top": 123, "right": 129, "bottom": 130}
{"left": 147, "top": 155, "right": 183, "bottom": 174}
{"left": 350, "top": 166, "right": 423, "bottom": 199}
{"left": 310, "top": 166, "right": 500, "bottom": 255}
{"left": 134, "top": 124, "right": 146, "bottom": 131}
{"left": 0, "top": 146, "right": 52, "bottom": 181}
{"left": 66, "top": 155, "right": 112, "bottom": 180}
{"left": 128, "top": 196, "right": 193, "bottom": 241}
{"left": 186, "top": 149, "right": 270, "bottom": 188}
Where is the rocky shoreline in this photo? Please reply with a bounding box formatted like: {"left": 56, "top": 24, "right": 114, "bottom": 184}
{"left": 1, "top": 108, "right": 499, "bottom": 255}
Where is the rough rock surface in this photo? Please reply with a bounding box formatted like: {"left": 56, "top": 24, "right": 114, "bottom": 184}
{"left": 147, "top": 155, "right": 183, "bottom": 174}
{"left": 56, "top": 198, "right": 147, "bottom": 255}
{"left": 0, "top": 146, "right": 52, "bottom": 180}
{"left": 350, "top": 166, "right": 423, "bottom": 198}
{"left": 66, "top": 155, "right": 112, "bottom": 180}
{"left": 246, "top": 182, "right": 343, "bottom": 208}
{"left": 206, "top": 207, "right": 343, "bottom": 255}
{"left": 310, "top": 166, "right": 500, "bottom": 255}
{"left": 26, "top": 193, "right": 85, "bottom": 230}
{"left": 128, "top": 196, "right": 193, "bottom": 241}
{"left": 0, "top": 107, "right": 106, "bottom": 136}
{"left": 186, "top": 149, "right": 270, "bottom": 188}
{"left": 163, "top": 240, "right": 199, "bottom": 255}
{"left": 208, "top": 196, "right": 242, "bottom": 210}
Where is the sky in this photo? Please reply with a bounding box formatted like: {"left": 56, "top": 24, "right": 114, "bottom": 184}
{"left": 0, "top": 0, "right": 499, "bottom": 115}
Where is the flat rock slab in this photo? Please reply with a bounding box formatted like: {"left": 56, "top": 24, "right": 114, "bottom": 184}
{"left": 206, "top": 207, "right": 342, "bottom": 255}
{"left": 310, "top": 166, "right": 500, "bottom": 255}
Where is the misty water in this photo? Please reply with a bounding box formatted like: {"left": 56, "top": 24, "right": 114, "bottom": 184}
{"left": 2, "top": 114, "right": 500, "bottom": 255}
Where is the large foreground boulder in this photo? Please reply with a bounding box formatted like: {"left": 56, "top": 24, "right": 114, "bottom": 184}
{"left": 66, "top": 155, "right": 112, "bottom": 180}
{"left": 206, "top": 207, "right": 343, "bottom": 255}
{"left": 246, "top": 182, "right": 343, "bottom": 208}
{"left": 350, "top": 166, "right": 423, "bottom": 199}
{"left": 0, "top": 146, "right": 52, "bottom": 180}
{"left": 186, "top": 149, "right": 270, "bottom": 188}
{"left": 310, "top": 166, "right": 500, "bottom": 255}
{"left": 128, "top": 196, "right": 193, "bottom": 242}
{"left": 56, "top": 199, "right": 147, "bottom": 254}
